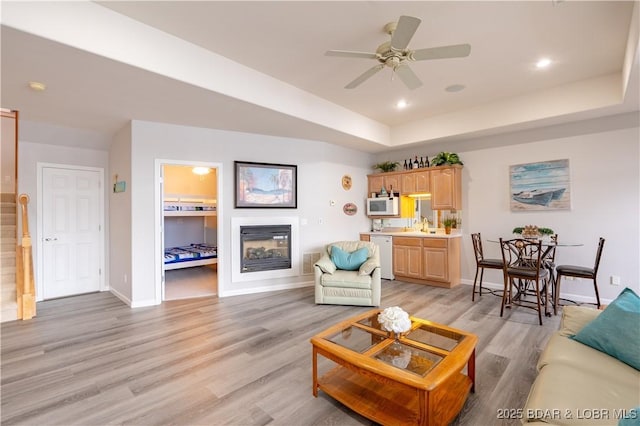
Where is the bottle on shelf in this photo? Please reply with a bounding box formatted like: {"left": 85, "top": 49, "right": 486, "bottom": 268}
{"left": 419, "top": 156, "right": 424, "bottom": 168}
{"left": 389, "top": 185, "right": 394, "bottom": 198}
{"left": 425, "top": 156, "right": 430, "bottom": 167}
{"left": 413, "top": 156, "right": 419, "bottom": 169}
{"left": 403, "top": 159, "right": 408, "bottom": 170}
{"left": 408, "top": 158, "right": 413, "bottom": 169}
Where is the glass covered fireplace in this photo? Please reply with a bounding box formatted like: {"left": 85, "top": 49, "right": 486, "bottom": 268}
{"left": 240, "top": 225, "right": 291, "bottom": 273}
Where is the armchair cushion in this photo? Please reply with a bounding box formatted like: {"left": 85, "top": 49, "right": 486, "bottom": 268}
{"left": 314, "top": 254, "right": 336, "bottom": 274}
{"left": 330, "top": 245, "right": 369, "bottom": 271}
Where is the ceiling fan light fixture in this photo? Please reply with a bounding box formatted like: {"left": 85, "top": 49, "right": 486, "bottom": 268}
{"left": 445, "top": 84, "right": 466, "bottom": 93}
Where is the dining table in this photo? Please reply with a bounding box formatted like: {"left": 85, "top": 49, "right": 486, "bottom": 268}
{"left": 487, "top": 237, "right": 583, "bottom": 315}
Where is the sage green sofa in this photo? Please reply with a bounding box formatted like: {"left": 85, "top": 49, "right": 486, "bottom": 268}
{"left": 522, "top": 305, "right": 640, "bottom": 425}
{"left": 314, "top": 241, "right": 381, "bottom": 307}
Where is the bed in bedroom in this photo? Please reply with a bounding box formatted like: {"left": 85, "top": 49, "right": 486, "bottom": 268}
{"left": 164, "top": 243, "right": 217, "bottom": 271}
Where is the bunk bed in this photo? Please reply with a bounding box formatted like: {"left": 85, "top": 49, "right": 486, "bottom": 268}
{"left": 163, "top": 196, "right": 217, "bottom": 271}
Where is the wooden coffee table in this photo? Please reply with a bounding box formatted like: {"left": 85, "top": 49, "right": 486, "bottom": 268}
{"left": 311, "top": 309, "right": 478, "bottom": 426}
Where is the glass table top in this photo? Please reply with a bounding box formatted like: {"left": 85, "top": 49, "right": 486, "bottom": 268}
{"left": 326, "top": 325, "right": 386, "bottom": 353}
{"left": 356, "top": 314, "right": 385, "bottom": 331}
{"left": 406, "top": 324, "right": 463, "bottom": 351}
{"left": 374, "top": 341, "right": 443, "bottom": 376}
{"left": 322, "top": 312, "right": 468, "bottom": 375}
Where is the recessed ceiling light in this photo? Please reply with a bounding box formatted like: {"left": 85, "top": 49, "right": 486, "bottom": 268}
{"left": 536, "top": 58, "right": 552, "bottom": 69}
{"left": 445, "top": 84, "right": 466, "bottom": 93}
{"left": 396, "top": 99, "right": 408, "bottom": 109}
{"left": 28, "top": 81, "right": 46, "bottom": 91}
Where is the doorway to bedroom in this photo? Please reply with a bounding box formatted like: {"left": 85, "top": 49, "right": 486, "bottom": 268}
{"left": 161, "top": 162, "right": 219, "bottom": 301}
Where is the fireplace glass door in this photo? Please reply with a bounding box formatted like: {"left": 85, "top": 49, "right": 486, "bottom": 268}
{"left": 240, "top": 225, "right": 291, "bottom": 272}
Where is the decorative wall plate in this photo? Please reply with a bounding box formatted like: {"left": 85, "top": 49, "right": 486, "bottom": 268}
{"left": 341, "top": 175, "right": 352, "bottom": 190}
{"left": 343, "top": 203, "right": 357, "bottom": 216}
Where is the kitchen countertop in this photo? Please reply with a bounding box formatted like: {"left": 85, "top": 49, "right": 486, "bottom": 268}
{"left": 361, "top": 231, "right": 462, "bottom": 239}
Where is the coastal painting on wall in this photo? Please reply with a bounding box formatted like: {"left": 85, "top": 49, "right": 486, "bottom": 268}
{"left": 510, "top": 159, "right": 571, "bottom": 211}
{"left": 235, "top": 161, "right": 297, "bottom": 208}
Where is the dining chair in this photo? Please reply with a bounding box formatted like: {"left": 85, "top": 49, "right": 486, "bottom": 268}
{"left": 554, "top": 237, "right": 605, "bottom": 310}
{"left": 471, "top": 233, "right": 504, "bottom": 301}
{"left": 543, "top": 234, "right": 558, "bottom": 313}
{"left": 499, "top": 238, "right": 550, "bottom": 325}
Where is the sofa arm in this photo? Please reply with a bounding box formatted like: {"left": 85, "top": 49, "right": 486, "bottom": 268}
{"left": 558, "top": 305, "right": 602, "bottom": 337}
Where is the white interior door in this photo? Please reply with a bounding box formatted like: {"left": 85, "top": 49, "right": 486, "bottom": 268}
{"left": 42, "top": 166, "right": 103, "bottom": 299}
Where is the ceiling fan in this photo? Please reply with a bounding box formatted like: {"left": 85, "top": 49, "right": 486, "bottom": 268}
{"left": 325, "top": 15, "right": 471, "bottom": 90}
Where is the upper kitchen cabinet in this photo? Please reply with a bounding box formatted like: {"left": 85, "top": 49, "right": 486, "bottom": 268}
{"left": 401, "top": 170, "right": 430, "bottom": 194}
{"left": 367, "top": 165, "right": 461, "bottom": 209}
{"left": 368, "top": 172, "right": 401, "bottom": 196}
{"left": 430, "top": 165, "right": 462, "bottom": 210}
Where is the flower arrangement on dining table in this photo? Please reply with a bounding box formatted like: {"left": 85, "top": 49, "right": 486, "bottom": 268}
{"left": 378, "top": 306, "right": 412, "bottom": 338}
{"left": 513, "top": 225, "right": 554, "bottom": 239}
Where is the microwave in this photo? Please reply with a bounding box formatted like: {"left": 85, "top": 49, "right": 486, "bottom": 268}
{"left": 366, "top": 196, "right": 399, "bottom": 216}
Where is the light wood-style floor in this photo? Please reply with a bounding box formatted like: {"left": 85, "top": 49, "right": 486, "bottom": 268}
{"left": 165, "top": 265, "right": 218, "bottom": 300}
{"left": 1, "top": 281, "right": 560, "bottom": 426}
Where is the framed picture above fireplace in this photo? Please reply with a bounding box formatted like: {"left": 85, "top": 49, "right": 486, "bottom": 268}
{"left": 235, "top": 161, "right": 297, "bottom": 208}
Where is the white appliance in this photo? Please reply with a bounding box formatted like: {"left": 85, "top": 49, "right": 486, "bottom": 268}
{"left": 370, "top": 235, "right": 394, "bottom": 280}
{"left": 366, "top": 196, "right": 399, "bottom": 216}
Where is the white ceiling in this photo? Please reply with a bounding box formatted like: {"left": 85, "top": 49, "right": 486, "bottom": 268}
{"left": 1, "top": 1, "right": 639, "bottom": 153}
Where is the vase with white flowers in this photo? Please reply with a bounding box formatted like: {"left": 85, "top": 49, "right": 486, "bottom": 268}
{"left": 377, "top": 306, "right": 412, "bottom": 340}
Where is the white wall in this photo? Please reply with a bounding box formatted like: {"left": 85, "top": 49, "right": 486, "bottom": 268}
{"left": 108, "top": 124, "right": 133, "bottom": 303}
{"left": 377, "top": 113, "right": 640, "bottom": 303}
{"left": 17, "top": 140, "right": 110, "bottom": 300}
{"left": 128, "top": 121, "right": 374, "bottom": 305}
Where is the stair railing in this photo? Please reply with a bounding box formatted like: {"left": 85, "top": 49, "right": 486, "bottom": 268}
{"left": 17, "top": 193, "right": 35, "bottom": 320}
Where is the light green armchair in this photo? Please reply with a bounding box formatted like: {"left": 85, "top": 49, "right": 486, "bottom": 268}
{"left": 314, "top": 241, "right": 381, "bottom": 306}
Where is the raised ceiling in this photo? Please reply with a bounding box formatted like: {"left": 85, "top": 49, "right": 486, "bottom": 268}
{"left": 1, "top": 1, "right": 638, "bottom": 152}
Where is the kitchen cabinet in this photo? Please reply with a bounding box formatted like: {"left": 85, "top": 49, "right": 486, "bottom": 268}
{"left": 430, "top": 166, "right": 462, "bottom": 210}
{"left": 368, "top": 173, "right": 401, "bottom": 195}
{"left": 392, "top": 237, "right": 422, "bottom": 279}
{"left": 422, "top": 239, "right": 449, "bottom": 282}
{"left": 367, "top": 165, "right": 461, "bottom": 205}
{"left": 391, "top": 235, "right": 461, "bottom": 288}
{"left": 401, "top": 170, "right": 430, "bottom": 194}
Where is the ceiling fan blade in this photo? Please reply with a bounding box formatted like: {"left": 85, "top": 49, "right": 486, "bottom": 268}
{"left": 390, "top": 16, "right": 421, "bottom": 51}
{"left": 394, "top": 64, "right": 423, "bottom": 90}
{"left": 410, "top": 44, "right": 471, "bottom": 61}
{"left": 325, "top": 50, "right": 378, "bottom": 60}
{"left": 345, "top": 64, "right": 384, "bottom": 89}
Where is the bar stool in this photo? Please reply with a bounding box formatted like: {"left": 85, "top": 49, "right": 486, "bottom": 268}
{"left": 555, "top": 237, "right": 605, "bottom": 310}
{"left": 471, "top": 233, "right": 504, "bottom": 301}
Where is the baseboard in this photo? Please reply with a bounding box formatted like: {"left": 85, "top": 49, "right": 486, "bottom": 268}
{"left": 109, "top": 287, "right": 132, "bottom": 307}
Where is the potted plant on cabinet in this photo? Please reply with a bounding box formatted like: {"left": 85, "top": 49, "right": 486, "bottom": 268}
{"left": 373, "top": 161, "right": 400, "bottom": 173}
{"left": 442, "top": 216, "right": 457, "bottom": 234}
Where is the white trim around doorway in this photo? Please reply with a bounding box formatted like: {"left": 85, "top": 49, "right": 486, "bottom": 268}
{"left": 154, "top": 159, "right": 224, "bottom": 304}
{"left": 36, "top": 162, "right": 106, "bottom": 301}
